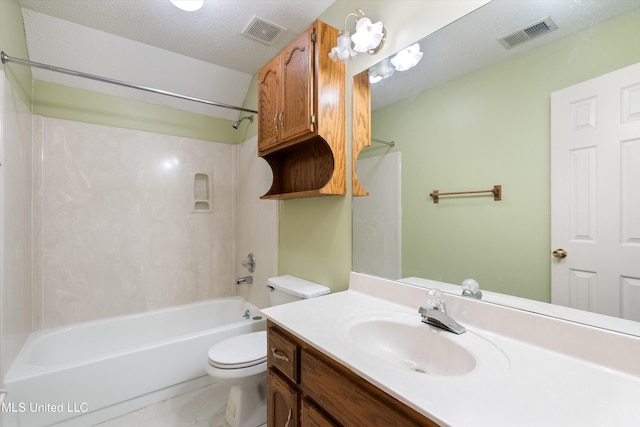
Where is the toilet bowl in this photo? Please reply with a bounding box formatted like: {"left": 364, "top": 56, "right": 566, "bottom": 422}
{"left": 206, "top": 275, "right": 330, "bottom": 427}
{"left": 206, "top": 331, "right": 267, "bottom": 427}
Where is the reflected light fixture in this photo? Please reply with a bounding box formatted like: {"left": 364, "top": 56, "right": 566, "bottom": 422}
{"left": 368, "top": 58, "right": 395, "bottom": 83}
{"left": 329, "top": 9, "right": 386, "bottom": 63}
{"left": 390, "top": 43, "right": 423, "bottom": 71}
{"left": 170, "top": 0, "right": 204, "bottom": 12}
{"left": 369, "top": 43, "right": 423, "bottom": 84}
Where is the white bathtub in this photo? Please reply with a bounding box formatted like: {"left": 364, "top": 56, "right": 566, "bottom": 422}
{"left": 3, "top": 297, "right": 266, "bottom": 426}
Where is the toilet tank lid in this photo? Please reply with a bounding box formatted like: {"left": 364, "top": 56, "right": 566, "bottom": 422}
{"left": 267, "top": 275, "right": 330, "bottom": 298}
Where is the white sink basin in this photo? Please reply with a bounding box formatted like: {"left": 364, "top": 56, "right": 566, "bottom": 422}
{"left": 349, "top": 318, "right": 476, "bottom": 375}
{"left": 340, "top": 311, "right": 509, "bottom": 376}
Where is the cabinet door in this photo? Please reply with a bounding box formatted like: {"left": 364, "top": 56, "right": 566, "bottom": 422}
{"left": 258, "top": 54, "right": 281, "bottom": 152}
{"left": 268, "top": 369, "right": 299, "bottom": 427}
{"left": 280, "top": 26, "right": 315, "bottom": 143}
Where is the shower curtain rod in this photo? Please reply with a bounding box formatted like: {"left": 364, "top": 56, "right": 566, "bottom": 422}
{"left": 1, "top": 51, "right": 258, "bottom": 115}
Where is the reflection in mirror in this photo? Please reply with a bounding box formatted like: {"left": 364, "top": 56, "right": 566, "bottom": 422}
{"left": 352, "top": 0, "right": 640, "bottom": 335}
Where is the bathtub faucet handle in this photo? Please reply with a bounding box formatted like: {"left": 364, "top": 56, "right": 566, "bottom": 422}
{"left": 242, "top": 253, "right": 256, "bottom": 273}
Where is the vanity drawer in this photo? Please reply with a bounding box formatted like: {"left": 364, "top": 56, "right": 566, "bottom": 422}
{"left": 300, "top": 348, "right": 438, "bottom": 427}
{"left": 268, "top": 322, "right": 300, "bottom": 383}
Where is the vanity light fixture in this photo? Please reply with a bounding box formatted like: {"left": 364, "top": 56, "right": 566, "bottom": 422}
{"left": 329, "top": 9, "right": 386, "bottom": 63}
{"left": 169, "top": 0, "right": 204, "bottom": 12}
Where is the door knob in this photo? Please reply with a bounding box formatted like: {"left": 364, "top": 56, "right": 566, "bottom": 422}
{"left": 552, "top": 249, "right": 568, "bottom": 259}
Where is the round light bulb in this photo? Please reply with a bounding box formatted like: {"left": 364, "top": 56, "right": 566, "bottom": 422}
{"left": 170, "top": 0, "right": 204, "bottom": 12}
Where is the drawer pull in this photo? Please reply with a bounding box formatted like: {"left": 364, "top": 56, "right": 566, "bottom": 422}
{"left": 284, "top": 409, "right": 292, "bottom": 427}
{"left": 270, "top": 347, "right": 290, "bottom": 362}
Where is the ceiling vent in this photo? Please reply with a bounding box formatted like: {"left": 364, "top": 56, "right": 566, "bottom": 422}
{"left": 242, "top": 16, "right": 286, "bottom": 45}
{"left": 497, "top": 17, "right": 558, "bottom": 49}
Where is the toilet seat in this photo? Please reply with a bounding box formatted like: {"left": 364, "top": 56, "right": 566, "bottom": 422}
{"left": 208, "top": 331, "right": 267, "bottom": 369}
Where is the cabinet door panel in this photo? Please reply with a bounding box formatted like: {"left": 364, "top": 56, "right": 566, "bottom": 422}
{"left": 268, "top": 370, "right": 299, "bottom": 427}
{"left": 280, "top": 27, "right": 314, "bottom": 142}
{"left": 258, "top": 55, "right": 281, "bottom": 152}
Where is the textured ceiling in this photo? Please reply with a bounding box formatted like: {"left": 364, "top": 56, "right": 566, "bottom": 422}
{"left": 15, "top": 0, "right": 336, "bottom": 120}
{"left": 371, "top": 0, "right": 640, "bottom": 110}
{"left": 18, "top": 0, "right": 336, "bottom": 74}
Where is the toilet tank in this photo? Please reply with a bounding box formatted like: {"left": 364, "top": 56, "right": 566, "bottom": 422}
{"left": 267, "top": 275, "right": 330, "bottom": 306}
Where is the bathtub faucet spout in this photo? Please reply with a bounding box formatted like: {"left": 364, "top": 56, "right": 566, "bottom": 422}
{"left": 236, "top": 276, "right": 253, "bottom": 285}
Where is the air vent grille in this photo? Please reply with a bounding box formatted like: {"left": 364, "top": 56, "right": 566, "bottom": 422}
{"left": 498, "top": 17, "right": 558, "bottom": 49}
{"left": 242, "top": 16, "right": 286, "bottom": 45}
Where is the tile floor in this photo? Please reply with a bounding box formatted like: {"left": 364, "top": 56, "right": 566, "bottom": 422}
{"left": 94, "top": 383, "right": 231, "bottom": 427}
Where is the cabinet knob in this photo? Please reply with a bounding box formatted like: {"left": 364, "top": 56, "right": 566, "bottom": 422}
{"left": 273, "top": 113, "right": 278, "bottom": 133}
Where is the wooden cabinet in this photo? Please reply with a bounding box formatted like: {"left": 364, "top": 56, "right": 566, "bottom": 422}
{"left": 267, "top": 321, "right": 439, "bottom": 427}
{"left": 257, "top": 20, "right": 345, "bottom": 199}
{"left": 258, "top": 54, "right": 281, "bottom": 151}
{"left": 267, "top": 370, "right": 299, "bottom": 427}
{"left": 258, "top": 28, "right": 314, "bottom": 152}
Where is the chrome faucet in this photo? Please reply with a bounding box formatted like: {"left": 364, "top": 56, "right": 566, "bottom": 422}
{"left": 235, "top": 276, "right": 253, "bottom": 285}
{"left": 418, "top": 289, "right": 466, "bottom": 334}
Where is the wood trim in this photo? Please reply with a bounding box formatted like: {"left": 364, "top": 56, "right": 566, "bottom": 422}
{"left": 314, "top": 20, "right": 345, "bottom": 197}
{"left": 352, "top": 69, "right": 371, "bottom": 196}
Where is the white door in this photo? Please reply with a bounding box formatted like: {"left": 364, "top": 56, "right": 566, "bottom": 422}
{"left": 551, "top": 62, "right": 640, "bottom": 320}
{"left": 353, "top": 152, "right": 402, "bottom": 279}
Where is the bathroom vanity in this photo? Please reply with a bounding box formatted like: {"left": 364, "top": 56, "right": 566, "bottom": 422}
{"left": 267, "top": 321, "right": 437, "bottom": 426}
{"left": 261, "top": 272, "right": 640, "bottom": 426}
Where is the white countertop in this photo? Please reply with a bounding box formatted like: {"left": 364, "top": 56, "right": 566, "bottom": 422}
{"left": 261, "top": 273, "right": 640, "bottom": 427}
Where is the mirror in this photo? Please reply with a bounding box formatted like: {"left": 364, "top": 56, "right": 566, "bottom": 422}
{"left": 352, "top": 0, "right": 640, "bottom": 335}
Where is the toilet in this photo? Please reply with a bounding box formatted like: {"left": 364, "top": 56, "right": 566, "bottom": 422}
{"left": 206, "top": 275, "right": 330, "bottom": 427}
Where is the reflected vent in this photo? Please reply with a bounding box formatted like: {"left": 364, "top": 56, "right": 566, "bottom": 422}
{"left": 498, "top": 17, "right": 558, "bottom": 49}
{"left": 242, "top": 16, "right": 286, "bottom": 45}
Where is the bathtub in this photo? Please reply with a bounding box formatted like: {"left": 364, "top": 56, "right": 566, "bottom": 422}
{"left": 3, "top": 297, "right": 266, "bottom": 426}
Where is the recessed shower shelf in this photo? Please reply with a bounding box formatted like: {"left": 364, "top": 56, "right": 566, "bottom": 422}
{"left": 193, "top": 172, "right": 212, "bottom": 212}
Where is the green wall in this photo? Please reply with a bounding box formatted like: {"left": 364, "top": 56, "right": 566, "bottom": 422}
{"left": 32, "top": 80, "right": 241, "bottom": 143}
{"left": 368, "top": 8, "right": 640, "bottom": 301}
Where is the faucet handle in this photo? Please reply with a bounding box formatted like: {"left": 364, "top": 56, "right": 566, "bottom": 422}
{"left": 461, "top": 278, "right": 482, "bottom": 299}
{"left": 242, "top": 253, "right": 256, "bottom": 273}
{"left": 426, "top": 288, "right": 446, "bottom": 312}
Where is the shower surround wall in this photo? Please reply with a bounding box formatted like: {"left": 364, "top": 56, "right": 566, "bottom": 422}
{"left": 0, "top": 70, "right": 34, "bottom": 390}
{"left": 34, "top": 117, "right": 238, "bottom": 329}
